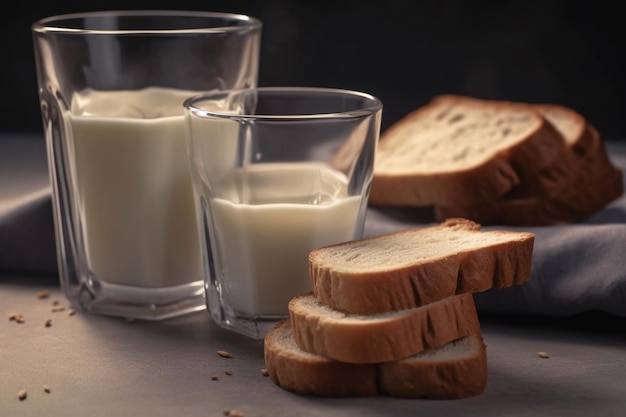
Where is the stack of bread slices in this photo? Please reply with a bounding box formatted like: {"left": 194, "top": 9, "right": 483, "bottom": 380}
{"left": 368, "top": 95, "right": 623, "bottom": 226}
{"left": 264, "top": 218, "right": 535, "bottom": 399}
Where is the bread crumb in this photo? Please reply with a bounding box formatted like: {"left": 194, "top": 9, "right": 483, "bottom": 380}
{"left": 43, "top": 385, "right": 51, "bottom": 393}
{"left": 224, "top": 370, "right": 233, "bottom": 376}
{"left": 68, "top": 309, "right": 76, "bottom": 316}
{"left": 538, "top": 351, "right": 549, "bottom": 359}
{"left": 224, "top": 410, "right": 244, "bottom": 417}
{"left": 52, "top": 300, "right": 60, "bottom": 306}
{"left": 37, "top": 291, "right": 50, "bottom": 299}
{"left": 8, "top": 313, "right": 23, "bottom": 322}
{"left": 216, "top": 350, "right": 232, "bottom": 358}
{"left": 260, "top": 368, "right": 269, "bottom": 377}
{"left": 51, "top": 306, "right": 66, "bottom": 313}
{"left": 210, "top": 375, "right": 219, "bottom": 380}
{"left": 45, "top": 319, "right": 52, "bottom": 327}
{"left": 18, "top": 389, "right": 27, "bottom": 401}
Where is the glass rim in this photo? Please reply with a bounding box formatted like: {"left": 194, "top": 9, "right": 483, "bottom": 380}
{"left": 184, "top": 87, "right": 383, "bottom": 121}
{"left": 32, "top": 10, "right": 261, "bottom": 35}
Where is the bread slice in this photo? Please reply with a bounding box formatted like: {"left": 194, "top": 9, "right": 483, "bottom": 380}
{"left": 377, "top": 330, "right": 487, "bottom": 399}
{"left": 435, "top": 125, "right": 623, "bottom": 225}
{"left": 309, "top": 218, "right": 534, "bottom": 315}
{"left": 435, "top": 166, "right": 623, "bottom": 226}
{"left": 264, "top": 319, "right": 378, "bottom": 397}
{"left": 289, "top": 292, "right": 481, "bottom": 364}
{"left": 534, "top": 103, "right": 594, "bottom": 154}
{"left": 264, "top": 319, "right": 488, "bottom": 399}
{"left": 505, "top": 106, "right": 613, "bottom": 199}
{"left": 369, "top": 95, "right": 567, "bottom": 206}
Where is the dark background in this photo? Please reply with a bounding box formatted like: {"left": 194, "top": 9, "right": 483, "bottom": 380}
{"left": 3, "top": 0, "right": 625, "bottom": 138}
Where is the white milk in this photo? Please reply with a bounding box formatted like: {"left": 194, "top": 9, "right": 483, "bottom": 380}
{"left": 204, "top": 163, "right": 362, "bottom": 316}
{"left": 67, "top": 88, "right": 202, "bottom": 287}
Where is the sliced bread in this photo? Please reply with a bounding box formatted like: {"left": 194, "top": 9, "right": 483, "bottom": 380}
{"left": 435, "top": 125, "right": 623, "bottom": 225}
{"left": 288, "top": 292, "right": 480, "bottom": 364}
{"left": 435, "top": 166, "right": 624, "bottom": 226}
{"left": 369, "top": 94, "right": 568, "bottom": 207}
{"left": 264, "top": 319, "right": 378, "bottom": 397}
{"left": 504, "top": 106, "right": 614, "bottom": 199}
{"left": 309, "top": 218, "right": 534, "bottom": 315}
{"left": 264, "top": 319, "right": 488, "bottom": 399}
{"left": 534, "top": 103, "right": 594, "bottom": 155}
{"left": 377, "top": 330, "right": 487, "bottom": 399}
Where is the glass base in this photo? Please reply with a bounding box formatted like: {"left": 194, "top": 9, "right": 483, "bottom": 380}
{"left": 207, "top": 300, "right": 285, "bottom": 340}
{"left": 64, "top": 278, "right": 206, "bottom": 321}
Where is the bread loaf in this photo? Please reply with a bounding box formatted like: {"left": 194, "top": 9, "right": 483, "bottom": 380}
{"left": 310, "top": 218, "right": 534, "bottom": 315}
{"left": 264, "top": 319, "right": 488, "bottom": 399}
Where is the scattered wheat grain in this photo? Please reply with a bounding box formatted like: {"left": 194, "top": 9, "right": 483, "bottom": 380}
{"left": 217, "top": 350, "right": 232, "bottom": 358}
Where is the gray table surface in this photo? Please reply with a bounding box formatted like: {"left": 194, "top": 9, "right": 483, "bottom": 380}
{"left": 1, "top": 134, "right": 626, "bottom": 416}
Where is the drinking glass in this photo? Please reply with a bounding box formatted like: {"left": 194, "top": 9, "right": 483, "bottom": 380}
{"left": 32, "top": 11, "right": 261, "bottom": 320}
{"left": 184, "top": 87, "right": 383, "bottom": 338}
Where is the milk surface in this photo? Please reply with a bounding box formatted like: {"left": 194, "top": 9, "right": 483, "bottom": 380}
{"left": 204, "top": 163, "right": 362, "bottom": 315}
{"left": 68, "top": 88, "right": 202, "bottom": 287}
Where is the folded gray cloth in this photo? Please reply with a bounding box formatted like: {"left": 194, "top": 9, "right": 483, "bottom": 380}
{"left": 2, "top": 135, "right": 626, "bottom": 317}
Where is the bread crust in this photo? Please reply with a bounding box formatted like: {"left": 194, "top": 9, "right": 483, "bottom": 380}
{"left": 289, "top": 292, "right": 481, "bottom": 364}
{"left": 369, "top": 95, "right": 568, "bottom": 206}
{"left": 310, "top": 218, "right": 534, "bottom": 315}
{"left": 369, "top": 161, "right": 519, "bottom": 207}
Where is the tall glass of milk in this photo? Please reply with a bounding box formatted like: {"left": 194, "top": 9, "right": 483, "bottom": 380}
{"left": 32, "top": 11, "right": 261, "bottom": 320}
{"left": 184, "top": 87, "right": 383, "bottom": 339}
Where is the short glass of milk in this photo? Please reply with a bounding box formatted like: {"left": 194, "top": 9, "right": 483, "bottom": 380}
{"left": 184, "top": 87, "right": 383, "bottom": 339}
{"left": 32, "top": 11, "right": 261, "bottom": 320}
